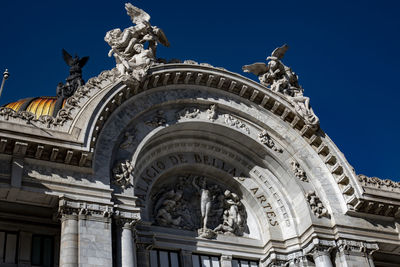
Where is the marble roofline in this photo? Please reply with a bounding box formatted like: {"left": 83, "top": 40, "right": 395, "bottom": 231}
{"left": 0, "top": 62, "right": 398, "bottom": 222}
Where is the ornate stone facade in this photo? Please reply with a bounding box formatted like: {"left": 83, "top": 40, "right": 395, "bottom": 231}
{"left": 0, "top": 3, "right": 399, "bottom": 267}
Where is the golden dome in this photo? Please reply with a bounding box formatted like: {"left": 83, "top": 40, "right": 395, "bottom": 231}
{"left": 4, "top": 97, "right": 66, "bottom": 119}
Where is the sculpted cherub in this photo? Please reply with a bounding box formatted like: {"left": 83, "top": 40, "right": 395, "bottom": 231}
{"left": 243, "top": 44, "right": 299, "bottom": 95}
{"left": 243, "top": 45, "right": 320, "bottom": 129}
{"left": 105, "top": 3, "right": 169, "bottom": 77}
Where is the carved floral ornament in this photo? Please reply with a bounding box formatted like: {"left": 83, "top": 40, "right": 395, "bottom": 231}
{"left": 305, "top": 191, "right": 329, "bottom": 218}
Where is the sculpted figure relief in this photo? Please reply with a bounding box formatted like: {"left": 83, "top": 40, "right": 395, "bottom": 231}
{"left": 243, "top": 45, "right": 319, "bottom": 129}
{"left": 152, "top": 175, "right": 247, "bottom": 239}
{"left": 105, "top": 3, "right": 169, "bottom": 80}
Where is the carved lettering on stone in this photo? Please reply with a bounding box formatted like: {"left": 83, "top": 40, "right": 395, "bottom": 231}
{"left": 152, "top": 175, "right": 247, "bottom": 239}
{"left": 112, "top": 160, "right": 134, "bottom": 189}
{"left": 291, "top": 160, "right": 308, "bottom": 182}
{"left": 259, "top": 130, "right": 283, "bottom": 153}
{"left": 224, "top": 114, "right": 250, "bottom": 134}
{"left": 305, "top": 191, "right": 329, "bottom": 218}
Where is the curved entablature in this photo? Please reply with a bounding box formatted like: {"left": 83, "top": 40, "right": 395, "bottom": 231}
{"left": 0, "top": 64, "right": 399, "bottom": 219}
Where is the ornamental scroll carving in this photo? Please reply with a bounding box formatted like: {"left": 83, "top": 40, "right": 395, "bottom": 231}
{"left": 152, "top": 175, "right": 247, "bottom": 239}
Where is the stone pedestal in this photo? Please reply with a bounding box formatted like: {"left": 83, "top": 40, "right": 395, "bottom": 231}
{"left": 60, "top": 215, "right": 78, "bottom": 267}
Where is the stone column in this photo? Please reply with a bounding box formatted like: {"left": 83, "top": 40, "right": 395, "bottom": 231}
{"left": 58, "top": 197, "right": 114, "bottom": 267}
{"left": 312, "top": 250, "right": 333, "bottom": 267}
{"left": 121, "top": 221, "right": 135, "bottom": 267}
{"left": 60, "top": 213, "right": 79, "bottom": 267}
{"left": 220, "top": 255, "right": 232, "bottom": 267}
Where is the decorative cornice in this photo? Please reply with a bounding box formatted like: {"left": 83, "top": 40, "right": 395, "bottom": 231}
{"left": 358, "top": 174, "right": 400, "bottom": 191}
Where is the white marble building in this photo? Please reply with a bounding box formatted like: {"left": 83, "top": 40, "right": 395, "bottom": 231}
{"left": 0, "top": 3, "right": 399, "bottom": 267}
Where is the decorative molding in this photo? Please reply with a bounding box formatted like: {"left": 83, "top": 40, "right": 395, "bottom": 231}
{"left": 358, "top": 174, "right": 400, "bottom": 191}
{"left": 305, "top": 191, "right": 329, "bottom": 218}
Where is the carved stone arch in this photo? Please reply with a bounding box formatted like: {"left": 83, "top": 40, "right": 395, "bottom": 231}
{"left": 71, "top": 65, "right": 360, "bottom": 217}
{"left": 89, "top": 78, "right": 351, "bottom": 258}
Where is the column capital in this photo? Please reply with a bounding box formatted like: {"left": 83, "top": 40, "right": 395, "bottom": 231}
{"left": 58, "top": 196, "right": 114, "bottom": 221}
{"left": 113, "top": 208, "right": 141, "bottom": 229}
{"left": 336, "top": 239, "right": 379, "bottom": 256}
{"left": 302, "top": 238, "right": 336, "bottom": 256}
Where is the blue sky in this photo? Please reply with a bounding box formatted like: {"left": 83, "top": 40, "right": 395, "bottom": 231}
{"left": 0, "top": 0, "right": 399, "bottom": 181}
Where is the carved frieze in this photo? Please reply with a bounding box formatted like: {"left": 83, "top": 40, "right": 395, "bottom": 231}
{"left": 305, "top": 191, "right": 329, "bottom": 218}
{"left": 152, "top": 174, "right": 247, "bottom": 239}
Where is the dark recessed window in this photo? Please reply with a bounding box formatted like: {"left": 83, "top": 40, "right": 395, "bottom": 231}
{"left": 31, "top": 235, "right": 54, "bottom": 267}
{"left": 192, "top": 254, "right": 220, "bottom": 267}
{"left": 149, "top": 249, "right": 181, "bottom": 267}
{"left": 232, "top": 258, "right": 259, "bottom": 267}
{"left": 0, "top": 230, "right": 18, "bottom": 264}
